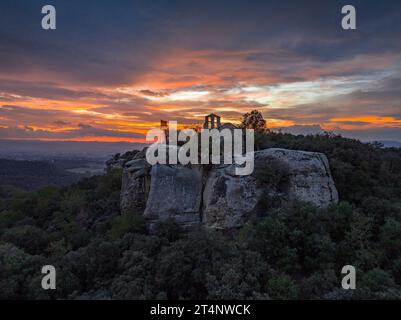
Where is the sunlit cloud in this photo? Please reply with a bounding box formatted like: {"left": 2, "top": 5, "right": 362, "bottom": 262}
{"left": 0, "top": 1, "right": 400, "bottom": 142}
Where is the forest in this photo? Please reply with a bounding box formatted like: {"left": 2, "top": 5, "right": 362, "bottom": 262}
{"left": 1, "top": 130, "right": 401, "bottom": 299}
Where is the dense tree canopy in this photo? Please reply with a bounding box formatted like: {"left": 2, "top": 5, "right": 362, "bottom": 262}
{"left": 0, "top": 131, "right": 401, "bottom": 299}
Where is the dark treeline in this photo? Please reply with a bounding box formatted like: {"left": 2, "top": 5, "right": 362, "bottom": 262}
{"left": 1, "top": 132, "right": 401, "bottom": 299}
{"left": 0, "top": 159, "right": 85, "bottom": 191}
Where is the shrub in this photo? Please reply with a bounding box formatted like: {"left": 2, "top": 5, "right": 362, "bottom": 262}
{"left": 110, "top": 214, "right": 146, "bottom": 240}
{"left": 266, "top": 273, "right": 299, "bottom": 300}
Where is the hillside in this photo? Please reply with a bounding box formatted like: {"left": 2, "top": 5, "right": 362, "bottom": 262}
{"left": 0, "top": 132, "right": 401, "bottom": 299}
{"left": 0, "top": 159, "right": 85, "bottom": 191}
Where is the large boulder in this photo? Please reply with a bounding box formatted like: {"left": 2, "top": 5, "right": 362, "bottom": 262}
{"left": 143, "top": 164, "right": 203, "bottom": 230}
{"left": 120, "top": 152, "right": 151, "bottom": 214}
{"left": 202, "top": 166, "right": 261, "bottom": 229}
{"left": 201, "top": 148, "right": 338, "bottom": 229}
{"left": 255, "top": 148, "right": 338, "bottom": 207}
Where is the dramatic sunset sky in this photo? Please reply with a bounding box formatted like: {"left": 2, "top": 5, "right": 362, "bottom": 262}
{"left": 0, "top": 0, "right": 401, "bottom": 143}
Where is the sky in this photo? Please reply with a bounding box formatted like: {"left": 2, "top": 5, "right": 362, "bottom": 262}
{"left": 0, "top": 0, "right": 401, "bottom": 143}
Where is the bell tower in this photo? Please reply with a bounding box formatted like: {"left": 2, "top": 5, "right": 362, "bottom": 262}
{"left": 203, "top": 113, "right": 221, "bottom": 129}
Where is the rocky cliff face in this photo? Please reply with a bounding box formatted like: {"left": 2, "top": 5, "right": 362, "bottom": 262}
{"left": 120, "top": 147, "right": 338, "bottom": 230}
{"left": 144, "top": 164, "right": 203, "bottom": 229}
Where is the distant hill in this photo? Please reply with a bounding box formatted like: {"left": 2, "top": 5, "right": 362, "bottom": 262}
{"left": 0, "top": 140, "right": 145, "bottom": 160}
{"left": 0, "top": 159, "right": 84, "bottom": 190}
{"left": 376, "top": 140, "right": 401, "bottom": 148}
{"left": 0, "top": 140, "right": 145, "bottom": 190}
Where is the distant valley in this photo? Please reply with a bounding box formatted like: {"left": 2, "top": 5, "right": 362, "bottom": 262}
{"left": 0, "top": 158, "right": 106, "bottom": 191}
{"left": 0, "top": 140, "right": 145, "bottom": 190}
{"left": 0, "top": 139, "right": 145, "bottom": 161}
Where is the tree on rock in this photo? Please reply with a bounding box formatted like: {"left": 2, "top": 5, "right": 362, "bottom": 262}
{"left": 240, "top": 110, "right": 267, "bottom": 131}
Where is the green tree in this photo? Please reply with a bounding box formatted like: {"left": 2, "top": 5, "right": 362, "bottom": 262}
{"left": 240, "top": 110, "right": 267, "bottom": 131}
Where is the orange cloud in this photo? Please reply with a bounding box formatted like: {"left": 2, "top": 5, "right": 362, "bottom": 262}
{"left": 1, "top": 47, "right": 401, "bottom": 142}
{"left": 329, "top": 116, "right": 401, "bottom": 130}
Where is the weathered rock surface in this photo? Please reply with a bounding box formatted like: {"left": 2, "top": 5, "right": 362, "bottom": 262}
{"left": 120, "top": 147, "right": 338, "bottom": 230}
{"left": 120, "top": 150, "right": 151, "bottom": 214}
{"left": 202, "top": 167, "right": 261, "bottom": 229}
{"left": 106, "top": 150, "right": 139, "bottom": 171}
{"left": 144, "top": 165, "right": 203, "bottom": 230}
{"left": 255, "top": 148, "right": 338, "bottom": 207}
{"left": 201, "top": 148, "right": 338, "bottom": 229}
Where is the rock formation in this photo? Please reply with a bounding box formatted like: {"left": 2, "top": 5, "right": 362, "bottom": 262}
{"left": 106, "top": 150, "right": 139, "bottom": 171}
{"left": 120, "top": 147, "right": 338, "bottom": 230}
{"left": 143, "top": 164, "right": 203, "bottom": 229}
{"left": 255, "top": 148, "right": 338, "bottom": 208}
